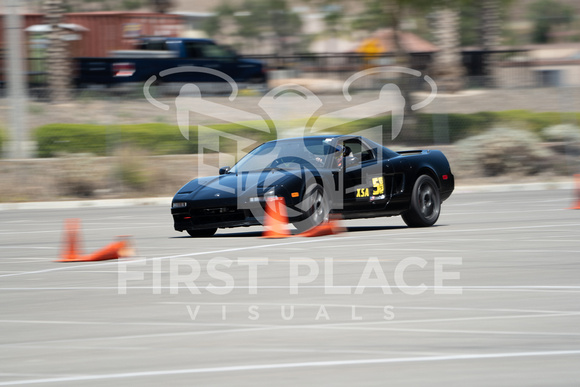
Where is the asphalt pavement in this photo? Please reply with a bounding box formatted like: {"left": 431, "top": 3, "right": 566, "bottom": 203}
{"left": 0, "top": 188, "right": 579, "bottom": 386}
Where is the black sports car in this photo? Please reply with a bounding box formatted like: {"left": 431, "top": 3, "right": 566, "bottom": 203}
{"left": 172, "top": 135, "right": 454, "bottom": 237}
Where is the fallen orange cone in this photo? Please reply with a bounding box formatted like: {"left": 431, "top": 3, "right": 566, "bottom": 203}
{"left": 57, "top": 218, "right": 82, "bottom": 262}
{"left": 57, "top": 218, "right": 134, "bottom": 262}
{"left": 570, "top": 174, "right": 580, "bottom": 210}
{"left": 262, "top": 197, "right": 291, "bottom": 238}
{"left": 75, "top": 237, "right": 132, "bottom": 262}
{"left": 298, "top": 216, "right": 345, "bottom": 238}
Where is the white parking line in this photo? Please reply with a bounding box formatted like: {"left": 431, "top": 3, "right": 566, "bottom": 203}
{"left": 2, "top": 309, "right": 579, "bottom": 349}
{"left": 0, "top": 319, "right": 258, "bottom": 327}
{"left": 0, "top": 350, "right": 579, "bottom": 385}
{"left": 0, "top": 260, "right": 50, "bottom": 264}
{"left": 1, "top": 285, "right": 580, "bottom": 292}
{"left": 1, "top": 222, "right": 579, "bottom": 279}
{"left": 0, "top": 247, "right": 56, "bottom": 250}
{"left": 323, "top": 326, "right": 580, "bottom": 337}
{"left": 161, "top": 302, "right": 580, "bottom": 316}
{"left": 0, "top": 224, "right": 160, "bottom": 236}
{"left": 445, "top": 208, "right": 566, "bottom": 215}
{"left": 447, "top": 201, "right": 493, "bottom": 207}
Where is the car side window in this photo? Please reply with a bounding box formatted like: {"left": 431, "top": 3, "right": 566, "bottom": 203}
{"left": 146, "top": 40, "right": 167, "bottom": 51}
{"left": 184, "top": 42, "right": 205, "bottom": 58}
{"left": 343, "top": 139, "right": 376, "bottom": 164}
{"left": 360, "top": 146, "right": 375, "bottom": 162}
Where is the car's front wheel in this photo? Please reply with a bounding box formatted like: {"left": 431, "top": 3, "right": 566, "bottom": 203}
{"left": 401, "top": 175, "right": 440, "bottom": 227}
{"left": 293, "top": 183, "right": 329, "bottom": 233}
{"left": 187, "top": 228, "right": 217, "bottom": 237}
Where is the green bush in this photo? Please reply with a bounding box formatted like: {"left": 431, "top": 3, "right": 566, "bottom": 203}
{"left": 35, "top": 122, "right": 277, "bottom": 158}
{"left": 0, "top": 128, "right": 5, "bottom": 156}
{"left": 34, "top": 111, "right": 580, "bottom": 157}
{"left": 35, "top": 123, "right": 197, "bottom": 157}
{"left": 417, "top": 111, "right": 580, "bottom": 143}
{"left": 493, "top": 110, "right": 572, "bottom": 135}
{"left": 541, "top": 124, "right": 580, "bottom": 143}
{"left": 302, "top": 112, "right": 503, "bottom": 144}
{"left": 455, "top": 127, "right": 555, "bottom": 176}
{"left": 541, "top": 123, "right": 580, "bottom": 158}
{"left": 427, "top": 111, "right": 577, "bottom": 144}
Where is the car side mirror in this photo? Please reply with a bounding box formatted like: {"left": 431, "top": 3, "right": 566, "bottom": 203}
{"left": 219, "top": 166, "right": 231, "bottom": 175}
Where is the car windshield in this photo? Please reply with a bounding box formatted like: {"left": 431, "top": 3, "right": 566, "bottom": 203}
{"left": 229, "top": 138, "right": 342, "bottom": 173}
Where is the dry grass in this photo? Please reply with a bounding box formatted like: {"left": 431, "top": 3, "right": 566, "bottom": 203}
{"left": 0, "top": 154, "right": 217, "bottom": 202}
{"left": 0, "top": 147, "right": 574, "bottom": 203}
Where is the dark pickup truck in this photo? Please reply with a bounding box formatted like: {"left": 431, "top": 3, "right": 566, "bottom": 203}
{"left": 76, "top": 37, "right": 266, "bottom": 86}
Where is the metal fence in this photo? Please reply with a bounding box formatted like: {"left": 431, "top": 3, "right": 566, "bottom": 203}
{"left": 3, "top": 50, "right": 579, "bottom": 101}
{"left": 1, "top": 51, "right": 579, "bottom": 200}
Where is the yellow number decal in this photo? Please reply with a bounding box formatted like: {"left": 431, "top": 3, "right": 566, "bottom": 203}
{"left": 356, "top": 188, "right": 370, "bottom": 198}
{"left": 372, "top": 177, "right": 384, "bottom": 195}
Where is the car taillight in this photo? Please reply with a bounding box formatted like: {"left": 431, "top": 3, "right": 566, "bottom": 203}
{"left": 112, "top": 62, "right": 135, "bottom": 77}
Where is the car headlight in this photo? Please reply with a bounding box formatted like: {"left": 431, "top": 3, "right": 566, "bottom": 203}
{"left": 172, "top": 202, "right": 187, "bottom": 208}
{"left": 249, "top": 188, "right": 276, "bottom": 203}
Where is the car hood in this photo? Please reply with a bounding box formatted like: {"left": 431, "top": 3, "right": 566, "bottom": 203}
{"left": 173, "top": 169, "right": 304, "bottom": 203}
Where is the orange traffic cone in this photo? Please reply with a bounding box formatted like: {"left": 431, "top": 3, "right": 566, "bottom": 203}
{"left": 117, "top": 236, "right": 136, "bottom": 258}
{"left": 76, "top": 236, "right": 133, "bottom": 262}
{"left": 57, "top": 218, "right": 82, "bottom": 262}
{"left": 56, "top": 218, "right": 134, "bottom": 262}
{"left": 298, "top": 215, "right": 345, "bottom": 238}
{"left": 262, "top": 197, "right": 291, "bottom": 238}
{"left": 570, "top": 174, "right": 580, "bottom": 210}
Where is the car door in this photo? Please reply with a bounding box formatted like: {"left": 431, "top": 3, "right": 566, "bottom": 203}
{"left": 341, "top": 138, "right": 393, "bottom": 212}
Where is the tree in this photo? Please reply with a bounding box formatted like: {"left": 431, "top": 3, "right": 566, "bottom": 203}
{"left": 322, "top": 5, "right": 344, "bottom": 39}
{"left": 151, "top": 0, "right": 174, "bottom": 14}
{"left": 352, "top": 0, "right": 436, "bottom": 136}
{"left": 204, "top": 0, "right": 302, "bottom": 55}
{"left": 479, "top": 0, "right": 501, "bottom": 87}
{"left": 428, "top": 3, "right": 465, "bottom": 93}
{"left": 44, "top": 0, "right": 71, "bottom": 103}
{"left": 202, "top": 15, "right": 222, "bottom": 40}
{"left": 63, "top": 0, "right": 145, "bottom": 12}
{"left": 355, "top": 0, "right": 466, "bottom": 93}
{"left": 234, "top": 2, "right": 261, "bottom": 53}
{"left": 352, "top": 0, "right": 392, "bottom": 32}
{"left": 267, "top": 0, "right": 303, "bottom": 55}
{"left": 528, "top": 0, "right": 574, "bottom": 43}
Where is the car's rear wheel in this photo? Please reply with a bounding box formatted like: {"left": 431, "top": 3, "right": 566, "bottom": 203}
{"left": 402, "top": 175, "right": 440, "bottom": 227}
{"left": 293, "top": 183, "right": 329, "bottom": 233}
{"left": 186, "top": 228, "right": 217, "bottom": 237}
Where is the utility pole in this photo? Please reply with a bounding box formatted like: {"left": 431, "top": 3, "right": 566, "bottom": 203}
{"left": 4, "top": 0, "right": 31, "bottom": 158}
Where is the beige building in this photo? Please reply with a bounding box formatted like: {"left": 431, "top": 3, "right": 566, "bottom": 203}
{"left": 496, "top": 43, "right": 580, "bottom": 88}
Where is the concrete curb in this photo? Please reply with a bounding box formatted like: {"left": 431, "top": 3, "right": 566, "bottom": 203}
{"left": 0, "top": 197, "right": 172, "bottom": 211}
{"left": 454, "top": 181, "right": 574, "bottom": 194}
{"left": 0, "top": 181, "right": 574, "bottom": 211}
